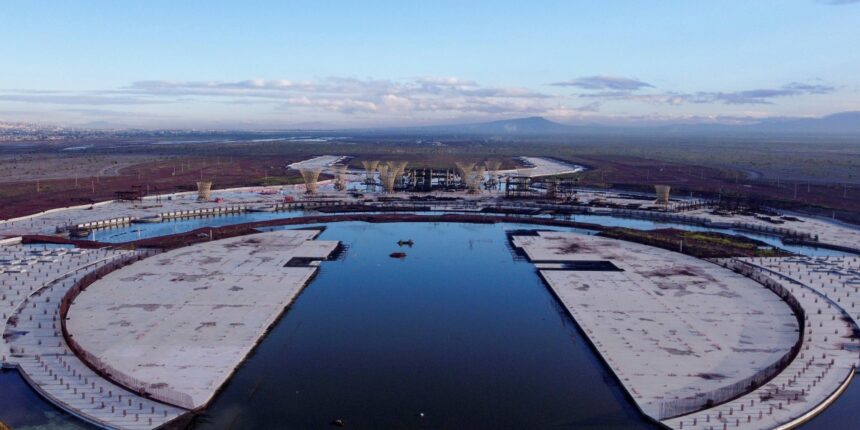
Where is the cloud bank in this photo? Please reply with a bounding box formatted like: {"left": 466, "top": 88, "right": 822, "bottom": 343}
{"left": 0, "top": 75, "right": 844, "bottom": 127}
{"left": 550, "top": 76, "right": 653, "bottom": 91}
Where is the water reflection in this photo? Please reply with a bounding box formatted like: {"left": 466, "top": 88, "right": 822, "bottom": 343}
{"left": 86, "top": 209, "right": 853, "bottom": 257}
{"left": 3, "top": 218, "right": 856, "bottom": 428}
{"left": 190, "top": 222, "right": 657, "bottom": 429}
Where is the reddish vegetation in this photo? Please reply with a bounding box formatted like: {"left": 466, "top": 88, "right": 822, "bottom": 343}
{"left": 3, "top": 150, "right": 858, "bottom": 226}
{"left": 566, "top": 154, "right": 860, "bottom": 224}
{"left": 0, "top": 156, "right": 301, "bottom": 220}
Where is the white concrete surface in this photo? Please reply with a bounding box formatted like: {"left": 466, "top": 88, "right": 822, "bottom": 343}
{"left": 502, "top": 156, "right": 584, "bottom": 177}
{"left": 66, "top": 230, "right": 338, "bottom": 410}
{"left": 685, "top": 208, "right": 860, "bottom": 251}
{"left": 510, "top": 232, "right": 860, "bottom": 429}
{"left": 746, "top": 256, "right": 860, "bottom": 328}
{"left": 287, "top": 155, "right": 349, "bottom": 171}
{"left": 509, "top": 231, "right": 799, "bottom": 423}
{"left": 2, "top": 246, "right": 187, "bottom": 430}
{"left": 2, "top": 245, "right": 93, "bottom": 364}
{"left": 663, "top": 258, "right": 859, "bottom": 430}
{"left": 0, "top": 186, "right": 299, "bottom": 237}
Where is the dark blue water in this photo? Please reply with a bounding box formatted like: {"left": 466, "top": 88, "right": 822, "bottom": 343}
{"left": 86, "top": 209, "right": 853, "bottom": 257}
{"left": 800, "top": 377, "right": 860, "bottom": 429}
{"left": 190, "top": 222, "right": 654, "bottom": 429}
{"left": 0, "top": 369, "right": 94, "bottom": 429}
{"left": 3, "top": 221, "right": 857, "bottom": 428}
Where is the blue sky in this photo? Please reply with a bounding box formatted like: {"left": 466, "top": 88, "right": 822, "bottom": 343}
{"left": 1, "top": 0, "right": 858, "bottom": 129}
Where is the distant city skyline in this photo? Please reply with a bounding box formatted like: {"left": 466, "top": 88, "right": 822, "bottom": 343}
{"left": 1, "top": 0, "right": 859, "bottom": 129}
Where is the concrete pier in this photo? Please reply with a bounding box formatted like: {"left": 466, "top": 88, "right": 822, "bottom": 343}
{"left": 2, "top": 246, "right": 186, "bottom": 429}
{"left": 662, "top": 258, "right": 858, "bottom": 430}
{"left": 509, "top": 232, "right": 799, "bottom": 418}
{"left": 65, "top": 230, "right": 338, "bottom": 410}
{"left": 510, "top": 231, "right": 860, "bottom": 429}
{"left": 740, "top": 256, "right": 860, "bottom": 329}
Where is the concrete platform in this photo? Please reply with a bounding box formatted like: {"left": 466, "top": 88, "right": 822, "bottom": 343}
{"left": 498, "top": 156, "right": 584, "bottom": 177}
{"left": 509, "top": 232, "right": 800, "bottom": 423}
{"left": 2, "top": 247, "right": 187, "bottom": 430}
{"left": 65, "top": 230, "right": 338, "bottom": 410}
{"left": 685, "top": 208, "right": 860, "bottom": 252}
{"left": 742, "top": 256, "right": 860, "bottom": 327}
{"left": 2, "top": 245, "right": 98, "bottom": 364}
{"left": 663, "top": 258, "right": 859, "bottom": 430}
{"left": 287, "top": 154, "right": 349, "bottom": 171}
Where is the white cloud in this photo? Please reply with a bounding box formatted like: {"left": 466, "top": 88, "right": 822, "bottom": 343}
{"left": 0, "top": 76, "right": 846, "bottom": 127}
{"left": 551, "top": 76, "right": 654, "bottom": 91}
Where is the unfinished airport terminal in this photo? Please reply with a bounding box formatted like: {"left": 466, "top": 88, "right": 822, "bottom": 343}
{"left": 2, "top": 155, "right": 860, "bottom": 430}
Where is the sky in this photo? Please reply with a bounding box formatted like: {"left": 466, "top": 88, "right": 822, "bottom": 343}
{"left": 1, "top": 0, "right": 859, "bottom": 129}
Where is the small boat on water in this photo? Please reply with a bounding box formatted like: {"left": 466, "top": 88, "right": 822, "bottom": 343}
{"left": 132, "top": 215, "right": 163, "bottom": 224}
{"left": 389, "top": 252, "right": 407, "bottom": 259}
{"left": 397, "top": 239, "right": 414, "bottom": 247}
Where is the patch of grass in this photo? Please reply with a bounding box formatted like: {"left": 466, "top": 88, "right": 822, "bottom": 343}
{"left": 599, "top": 228, "right": 792, "bottom": 258}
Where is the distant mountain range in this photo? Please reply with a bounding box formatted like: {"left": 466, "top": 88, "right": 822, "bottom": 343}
{"left": 2, "top": 111, "right": 858, "bottom": 138}
{"left": 388, "top": 112, "right": 860, "bottom": 136}
{"left": 743, "top": 111, "right": 860, "bottom": 134}
{"left": 416, "top": 116, "right": 579, "bottom": 134}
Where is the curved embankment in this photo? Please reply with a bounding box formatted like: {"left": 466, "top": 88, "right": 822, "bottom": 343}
{"left": 63, "top": 230, "right": 338, "bottom": 414}
{"left": 2, "top": 247, "right": 188, "bottom": 430}
{"left": 508, "top": 230, "right": 860, "bottom": 430}
{"left": 508, "top": 231, "right": 802, "bottom": 427}
{"left": 25, "top": 213, "right": 613, "bottom": 250}
{"left": 730, "top": 256, "right": 860, "bottom": 428}
{"left": 12, "top": 214, "right": 860, "bottom": 429}
{"left": 661, "top": 259, "right": 858, "bottom": 430}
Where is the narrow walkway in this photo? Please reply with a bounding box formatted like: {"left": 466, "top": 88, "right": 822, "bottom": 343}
{"left": 2, "top": 247, "right": 187, "bottom": 430}
{"left": 3, "top": 246, "right": 105, "bottom": 363}
{"left": 508, "top": 231, "right": 860, "bottom": 430}
{"left": 745, "top": 256, "right": 860, "bottom": 329}
{"left": 509, "top": 231, "right": 800, "bottom": 422}
{"left": 662, "top": 259, "right": 859, "bottom": 430}
{"left": 66, "top": 230, "right": 339, "bottom": 409}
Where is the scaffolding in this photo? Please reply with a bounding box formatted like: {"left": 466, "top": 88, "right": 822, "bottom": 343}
{"left": 505, "top": 175, "right": 533, "bottom": 199}
{"left": 543, "top": 177, "right": 578, "bottom": 201}
{"left": 402, "top": 168, "right": 458, "bottom": 191}
{"left": 115, "top": 185, "right": 146, "bottom": 202}
{"left": 716, "top": 191, "right": 770, "bottom": 213}
{"left": 503, "top": 173, "right": 578, "bottom": 200}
